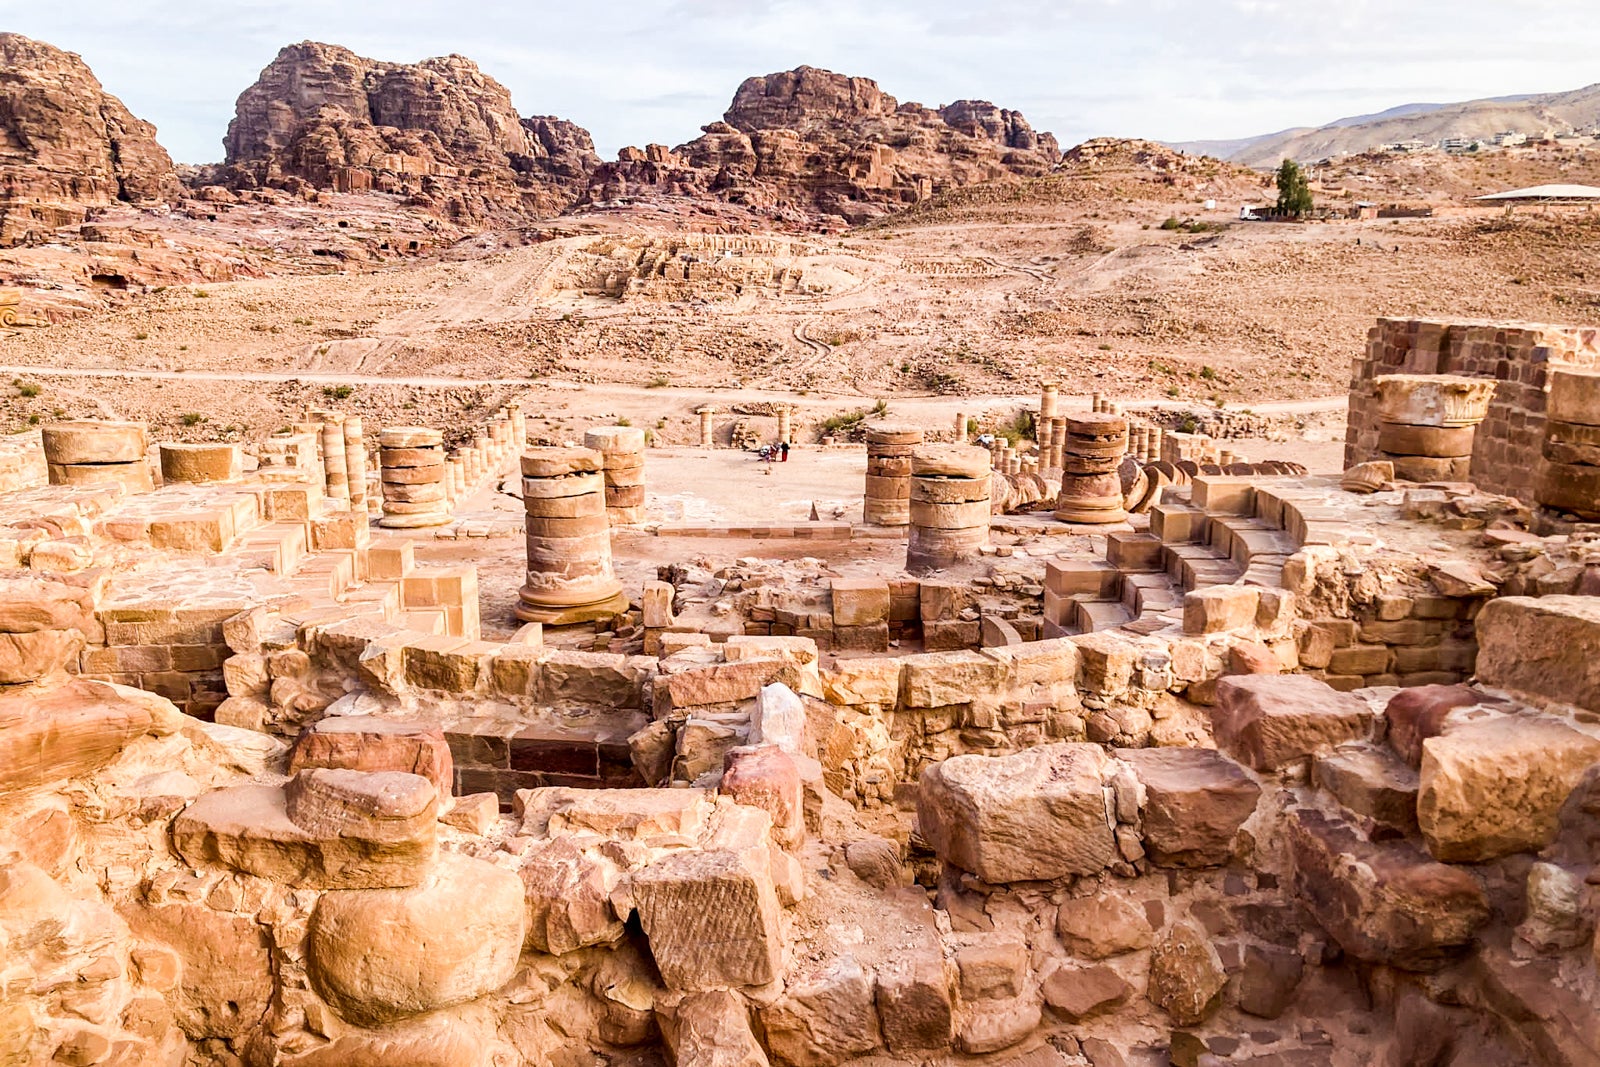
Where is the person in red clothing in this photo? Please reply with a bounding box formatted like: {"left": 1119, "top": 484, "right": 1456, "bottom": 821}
{"left": 780, "top": 441, "right": 790, "bottom": 462}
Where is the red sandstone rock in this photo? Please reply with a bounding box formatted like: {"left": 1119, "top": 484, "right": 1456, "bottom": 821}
{"left": 288, "top": 715, "right": 454, "bottom": 797}
{"left": 1211, "top": 674, "right": 1373, "bottom": 771}
{"left": 1116, "top": 747, "right": 1261, "bottom": 867}
{"left": 1383, "top": 684, "right": 1486, "bottom": 768}
{"left": 1287, "top": 807, "right": 1489, "bottom": 971}
{"left": 722, "top": 745, "right": 804, "bottom": 849}
{"left": 0, "top": 34, "right": 181, "bottom": 245}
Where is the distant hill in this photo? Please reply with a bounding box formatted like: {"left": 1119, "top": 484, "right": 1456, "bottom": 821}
{"left": 1174, "top": 85, "right": 1600, "bottom": 168}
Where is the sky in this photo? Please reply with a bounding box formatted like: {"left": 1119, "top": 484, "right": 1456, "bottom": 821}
{"left": 7, "top": 0, "right": 1600, "bottom": 164}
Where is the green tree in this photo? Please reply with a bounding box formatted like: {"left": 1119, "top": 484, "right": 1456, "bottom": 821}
{"left": 1275, "top": 159, "right": 1314, "bottom": 216}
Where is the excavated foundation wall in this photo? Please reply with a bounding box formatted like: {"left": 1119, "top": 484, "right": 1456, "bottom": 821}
{"left": 1345, "top": 317, "right": 1600, "bottom": 501}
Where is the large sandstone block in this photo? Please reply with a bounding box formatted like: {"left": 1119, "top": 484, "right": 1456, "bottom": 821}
{"left": 173, "top": 780, "right": 436, "bottom": 889}
{"left": 1314, "top": 743, "right": 1420, "bottom": 836}
{"left": 1418, "top": 715, "right": 1600, "bottom": 862}
{"left": 1476, "top": 596, "right": 1600, "bottom": 711}
{"left": 917, "top": 743, "right": 1116, "bottom": 883}
{"left": 283, "top": 769, "right": 437, "bottom": 842}
{"left": 1182, "top": 585, "right": 1260, "bottom": 635}
{"left": 820, "top": 657, "right": 902, "bottom": 706}
{"left": 1147, "top": 921, "right": 1226, "bottom": 1025}
{"left": 288, "top": 716, "right": 453, "bottom": 797}
{"left": 121, "top": 898, "right": 272, "bottom": 1040}
{"left": 1384, "top": 684, "right": 1488, "bottom": 768}
{"left": 760, "top": 955, "right": 881, "bottom": 1066}
{"left": 874, "top": 945, "right": 955, "bottom": 1054}
{"left": 1116, "top": 747, "right": 1261, "bottom": 867}
{"left": 520, "top": 836, "right": 626, "bottom": 955}
{"left": 900, "top": 649, "right": 1007, "bottom": 708}
{"left": 665, "top": 990, "right": 770, "bottom": 1067}
{"left": 309, "top": 853, "right": 525, "bottom": 1026}
{"left": 520, "top": 786, "right": 713, "bottom": 841}
{"left": 1287, "top": 808, "right": 1489, "bottom": 971}
{"left": 629, "top": 847, "right": 783, "bottom": 990}
{"left": 722, "top": 745, "right": 804, "bottom": 849}
{"left": 1056, "top": 894, "right": 1153, "bottom": 959}
{"left": 0, "top": 678, "right": 174, "bottom": 792}
{"left": 830, "top": 578, "right": 890, "bottom": 627}
{"left": 1212, "top": 673, "right": 1373, "bottom": 770}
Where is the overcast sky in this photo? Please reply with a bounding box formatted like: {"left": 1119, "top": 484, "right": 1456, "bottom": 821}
{"left": 9, "top": 0, "right": 1600, "bottom": 163}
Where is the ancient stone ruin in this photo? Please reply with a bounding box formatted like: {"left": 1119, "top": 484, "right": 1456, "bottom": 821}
{"left": 6, "top": 317, "right": 1600, "bottom": 1067}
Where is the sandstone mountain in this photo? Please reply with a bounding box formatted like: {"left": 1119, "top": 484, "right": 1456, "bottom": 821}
{"left": 1178, "top": 82, "right": 1600, "bottom": 167}
{"left": 0, "top": 32, "right": 181, "bottom": 246}
{"left": 583, "top": 65, "right": 1062, "bottom": 226}
{"left": 220, "top": 42, "right": 599, "bottom": 220}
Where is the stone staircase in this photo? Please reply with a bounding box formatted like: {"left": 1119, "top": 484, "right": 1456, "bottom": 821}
{"left": 1044, "top": 475, "right": 1334, "bottom": 637}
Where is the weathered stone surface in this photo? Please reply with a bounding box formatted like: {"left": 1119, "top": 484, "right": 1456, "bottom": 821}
{"left": 1116, "top": 747, "right": 1260, "bottom": 867}
{"left": 523, "top": 786, "right": 712, "bottom": 840}
{"left": 288, "top": 716, "right": 453, "bottom": 797}
{"left": 1315, "top": 743, "right": 1420, "bottom": 835}
{"left": 223, "top": 42, "right": 598, "bottom": 220}
{"left": 1517, "top": 861, "right": 1588, "bottom": 952}
{"left": 173, "top": 781, "right": 436, "bottom": 889}
{"left": 1147, "top": 921, "right": 1226, "bottom": 1025}
{"left": 1056, "top": 894, "right": 1154, "bottom": 959}
{"left": 722, "top": 745, "right": 804, "bottom": 848}
{"left": 0, "top": 678, "right": 171, "bottom": 791}
{"left": 820, "top": 657, "right": 902, "bottom": 705}
{"left": 666, "top": 990, "right": 770, "bottom": 1067}
{"left": 520, "top": 835, "right": 626, "bottom": 955}
{"left": 629, "top": 846, "right": 782, "bottom": 990}
{"left": 1384, "top": 684, "right": 1487, "bottom": 768}
{"left": 308, "top": 853, "right": 525, "bottom": 1026}
{"left": 1041, "top": 962, "right": 1130, "bottom": 1021}
{"left": 1418, "top": 715, "right": 1600, "bottom": 863}
{"left": 874, "top": 945, "right": 955, "bottom": 1053}
{"left": 760, "top": 955, "right": 881, "bottom": 1066}
{"left": 843, "top": 836, "right": 904, "bottom": 889}
{"left": 1287, "top": 807, "right": 1489, "bottom": 971}
{"left": 1476, "top": 596, "right": 1600, "bottom": 711}
{"left": 441, "top": 792, "right": 499, "bottom": 834}
{"left": 1212, "top": 673, "right": 1373, "bottom": 770}
{"left": 121, "top": 898, "right": 272, "bottom": 1039}
{"left": 0, "top": 34, "right": 180, "bottom": 245}
{"left": 953, "top": 935, "right": 1027, "bottom": 1000}
{"left": 283, "top": 768, "right": 437, "bottom": 841}
{"left": 585, "top": 65, "right": 1059, "bottom": 227}
{"left": 1183, "top": 585, "right": 1260, "bottom": 635}
{"left": 1237, "top": 944, "right": 1303, "bottom": 1019}
{"left": 956, "top": 990, "right": 1042, "bottom": 1054}
{"left": 751, "top": 682, "right": 808, "bottom": 754}
{"left": 918, "top": 743, "right": 1115, "bottom": 882}
{"left": 900, "top": 650, "right": 1006, "bottom": 708}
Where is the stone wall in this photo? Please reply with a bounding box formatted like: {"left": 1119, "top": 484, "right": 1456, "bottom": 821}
{"left": 1345, "top": 317, "right": 1600, "bottom": 500}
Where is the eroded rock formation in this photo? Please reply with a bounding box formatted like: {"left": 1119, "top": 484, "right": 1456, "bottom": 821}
{"left": 220, "top": 41, "right": 599, "bottom": 220}
{"left": 584, "top": 65, "right": 1062, "bottom": 226}
{"left": 0, "top": 33, "right": 181, "bottom": 245}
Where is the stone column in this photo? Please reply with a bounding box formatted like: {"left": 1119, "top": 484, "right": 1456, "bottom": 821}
{"left": 953, "top": 411, "right": 968, "bottom": 443}
{"left": 319, "top": 420, "right": 349, "bottom": 504}
{"left": 378, "top": 427, "right": 451, "bottom": 528}
{"left": 510, "top": 403, "right": 527, "bottom": 449}
{"left": 1049, "top": 417, "right": 1068, "bottom": 470}
{"left": 1147, "top": 427, "right": 1164, "bottom": 464}
{"left": 1056, "top": 413, "right": 1128, "bottom": 524}
{"left": 1091, "top": 393, "right": 1104, "bottom": 413}
{"left": 447, "top": 456, "right": 466, "bottom": 502}
{"left": 1373, "top": 374, "right": 1495, "bottom": 482}
{"left": 585, "top": 426, "right": 648, "bottom": 525}
{"left": 517, "top": 447, "right": 628, "bottom": 624}
{"left": 1040, "top": 381, "right": 1060, "bottom": 423}
{"left": 864, "top": 424, "right": 923, "bottom": 526}
{"left": 158, "top": 443, "right": 241, "bottom": 484}
{"left": 907, "top": 445, "right": 992, "bottom": 573}
{"left": 776, "top": 406, "right": 793, "bottom": 446}
{"left": 1538, "top": 369, "right": 1600, "bottom": 519}
{"left": 42, "top": 420, "right": 153, "bottom": 493}
{"left": 343, "top": 416, "right": 367, "bottom": 510}
{"left": 697, "top": 407, "right": 717, "bottom": 448}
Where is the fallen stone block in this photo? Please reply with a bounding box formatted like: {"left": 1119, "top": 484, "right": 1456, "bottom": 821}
{"left": 1212, "top": 673, "right": 1373, "bottom": 771}
{"left": 1236, "top": 944, "right": 1304, "bottom": 1019}
{"left": 308, "top": 853, "right": 525, "bottom": 1027}
{"left": 288, "top": 716, "right": 453, "bottom": 798}
{"left": 831, "top": 578, "right": 890, "bottom": 627}
{"left": 953, "top": 934, "right": 1027, "bottom": 1001}
{"left": 899, "top": 650, "right": 1006, "bottom": 709}
{"left": 917, "top": 743, "right": 1116, "bottom": 883}
{"left": 1314, "top": 743, "right": 1419, "bottom": 836}
{"left": 956, "top": 989, "right": 1041, "bottom": 1054}
{"left": 1056, "top": 894, "right": 1154, "bottom": 959}
{"left": 521, "top": 786, "right": 712, "bottom": 842}
{"left": 520, "top": 835, "right": 627, "bottom": 955}
{"left": 0, "top": 678, "right": 174, "bottom": 792}
{"left": 1116, "top": 747, "right": 1260, "bottom": 867}
{"left": 441, "top": 792, "right": 499, "bottom": 834}
{"left": 629, "top": 847, "right": 783, "bottom": 991}
{"left": 1475, "top": 595, "right": 1600, "bottom": 711}
{"left": 283, "top": 768, "right": 437, "bottom": 842}
{"left": 722, "top": 745, "right": 804, "bottom": 849}
{"left": 1287, "top": 807, "right": 1489, "bottom": 971}
{"left": 1383, "top": 684, "right": 1489, "bottom": 768}
{"left": 173, "top": 780, "right": 436, "bottom": 890}
{"left": 820, "top": 657, "right": 902, "bottom": 706}
{"left": 664, "top": 990, "right": 769, "bottom": 1067}
{"left": 1418, "top": 715, "right": 1600, "bottom": 862}
{"left": 760, "top": 955, "right": 881, "bottom": 1067}
{"left": 1182, "top": 585, "right": 1260, "bottom": 635}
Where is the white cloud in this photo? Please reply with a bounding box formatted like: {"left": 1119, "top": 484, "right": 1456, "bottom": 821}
{"left": 6, "top": 0, "right": 1599, "bottom": 162}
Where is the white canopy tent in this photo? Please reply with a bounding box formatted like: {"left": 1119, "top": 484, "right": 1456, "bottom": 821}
{"left": 1473, "top": 184, "right": 1600, "bottom": 203}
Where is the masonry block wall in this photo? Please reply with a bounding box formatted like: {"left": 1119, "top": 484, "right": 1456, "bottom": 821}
{"left": 1345, "top": 317, "right": 1600, "bottom": 500}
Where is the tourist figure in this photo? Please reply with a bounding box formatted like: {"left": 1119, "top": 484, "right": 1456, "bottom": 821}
{"left": 780, "top": 440, "right": 790, "bottom": 462}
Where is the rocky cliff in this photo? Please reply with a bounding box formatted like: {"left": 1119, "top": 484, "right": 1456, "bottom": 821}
{"left": 0, "top": 33, "right": 181, "bottom": 245}
{"left": 584, "top": 65, "right": 1062, "bottom": 227}
{"left": 221, "top": 42, "right": 599, "bottom": 221}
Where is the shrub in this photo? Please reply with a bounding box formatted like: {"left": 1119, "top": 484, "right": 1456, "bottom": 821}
{"left": 646, "top": 375, "right": 670, "bottom": 389}
{"left": 322, "top": 384, "right": 354, "bottom": 400}
{"left": 13, "top": 379, "right": 40, "bottom": 398}
{"left": 180, "top": 412, "right": 205, "bottom": 426}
